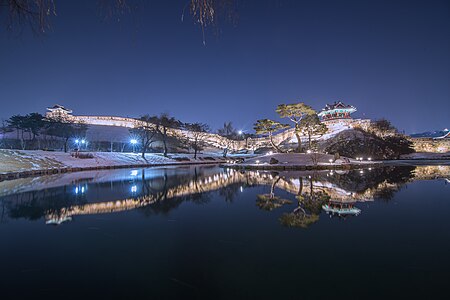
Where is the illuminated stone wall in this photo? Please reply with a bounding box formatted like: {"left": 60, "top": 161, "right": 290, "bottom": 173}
{"left": 46, "top": 109, "right": 371, "bottom": 151}
{"left": 411, "top": 138, "right": 450, "bottom": 153}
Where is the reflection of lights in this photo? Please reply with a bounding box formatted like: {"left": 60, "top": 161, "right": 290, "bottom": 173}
{"left": 75, "top": 185, "right": 87, "bottom": 195}
{"left": 131, "top": 185, "right": 137, "bottom": 193}
{"left": 240, "top": 186, "right": 243, "bottom": 192}
{"left": 130, "top": 170, "right": 138, "bottom": 176}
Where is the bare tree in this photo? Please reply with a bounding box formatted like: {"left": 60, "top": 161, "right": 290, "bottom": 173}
{"left": 2, "top": 0, "right": 238, "bottom": 43}
{"left": 183, "top": 122, "right": 210, "bottom": 159}
{"left": 129, "top": 115, "right": 158, "bottom": 158}
{"left": 150, "top": 113, "right": 181, "bottom": 157}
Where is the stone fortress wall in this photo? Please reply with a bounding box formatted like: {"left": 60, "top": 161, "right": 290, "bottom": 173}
{"left": 46, "top": 106, "right": 447, "bottom": 153}
{"left": 410, "top": 138, "right": 450, "bottom": 153}
{"left": 48, "top": 110, "right": 372, "bottom": 151}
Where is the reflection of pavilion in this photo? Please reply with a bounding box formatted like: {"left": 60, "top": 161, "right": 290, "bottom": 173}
{"left": 13, "top": 165, "right": 440, "bottom": 225}
{"left": 322, "top": 201, "right": 361, "bottom": 217}
{"left": 44, "top": 169, "right": 372, "bottom": 224}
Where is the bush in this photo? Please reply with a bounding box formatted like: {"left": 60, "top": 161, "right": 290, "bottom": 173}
{"left": 323, "top": 129, "right": 414, "bottom": 160}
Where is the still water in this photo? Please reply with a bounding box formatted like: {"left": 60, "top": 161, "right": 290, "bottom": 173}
{"left": 0, "top": 165, "right": 449, "bottom": 299}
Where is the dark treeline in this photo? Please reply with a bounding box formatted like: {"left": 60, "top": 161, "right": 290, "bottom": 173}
{"left": 0, "top": 113, "right": 87, "bottom": 152}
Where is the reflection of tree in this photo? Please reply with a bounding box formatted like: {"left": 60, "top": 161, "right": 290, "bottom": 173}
{"left": 280, "top": 177, "right": 330, "bottom": 228}
{"left": 219, "top": 184, "right": 240, "bottom": 203}
{"left": 6, "top": 187, "right": 87, "bottom": 221}
{"left": 256, "top": 176, "right": 292, "bottom": 211}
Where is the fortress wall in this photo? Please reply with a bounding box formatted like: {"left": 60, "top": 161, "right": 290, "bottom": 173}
{"left": 46, "top": 110, "right": 372, "bottom": 151}
{"left": 411, "top": 138, "right": 450, "bottom": 153}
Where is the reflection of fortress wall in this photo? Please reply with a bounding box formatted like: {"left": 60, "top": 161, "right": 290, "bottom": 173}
{"left": 45, "top": 105, "right": 371, "bottom": 151}
{"left": 413, "top": 165, "right": 450, "bottom": 179}
{"left": 44, "top": 169, "right": 392, "bottom": 223}
{"left": 410, "top": 138, "right": 450, "bottom": 153}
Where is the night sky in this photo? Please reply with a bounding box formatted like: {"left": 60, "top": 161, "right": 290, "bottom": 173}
{"left": 1, "top": 0, "right": 449, "bottom": 133}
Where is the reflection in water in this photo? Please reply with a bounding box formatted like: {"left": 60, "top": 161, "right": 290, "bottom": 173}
{"left": 0, "top": 165, "right": 448, "bottom": 227}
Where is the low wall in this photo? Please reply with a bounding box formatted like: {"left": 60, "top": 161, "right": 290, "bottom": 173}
{"left": 411, "top": 138, "right": 450, "bottom": 153}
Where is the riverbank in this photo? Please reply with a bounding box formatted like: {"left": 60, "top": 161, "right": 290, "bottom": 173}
{"left": 0, "top": 150, "right": 239, "bottom": 181}
{"left": 222, "top": 153, "right": 380, "bottom": 171}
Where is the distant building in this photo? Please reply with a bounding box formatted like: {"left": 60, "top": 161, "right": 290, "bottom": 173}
{"left": 318, "top": 101, "right": 356, "bottom": 121}
{"left": 410, "top": 129, "right": 449, "bottom": 140}
{"left": 46, "top": 105, "right": 73, "bottom": 121}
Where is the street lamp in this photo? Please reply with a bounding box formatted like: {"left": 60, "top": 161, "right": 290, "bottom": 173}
{"left": 130, "top": 139, "right": 138, "bottom": 153}
{"left": 238, "top": 130, "right": 243, "bottom": 135}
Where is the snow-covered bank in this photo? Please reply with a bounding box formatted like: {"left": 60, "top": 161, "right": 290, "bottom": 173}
{"left": 400, "top": 152, "right": 450, "bottom": 160}
{"left": 0, "top": 150, "right": 234, "bottom": 180}
{"left": 223, "top": 153, "right": 378, "bottom": 170}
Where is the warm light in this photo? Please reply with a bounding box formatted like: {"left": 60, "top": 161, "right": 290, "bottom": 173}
{"left": 307, "top": 150, "right": 312, "bottom": 154}
{"left": 256, "top": 160, "right": 260, "bottom": 164}
{"left": 268, "top": 151, "right": 273, "bottom": 155}
{"left": 329, "top": 159, "right": 333, "bottom": 163}
{"left": 368, "top": 157, "right": 372, "bottom": 161}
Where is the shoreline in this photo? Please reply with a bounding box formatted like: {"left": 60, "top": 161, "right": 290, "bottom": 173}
{"left": 0, "top": 160, "right": 222, "bottom": 182}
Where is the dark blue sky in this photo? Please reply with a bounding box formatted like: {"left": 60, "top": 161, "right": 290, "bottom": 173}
{"left": 1, "top": 0, "right": 449, "bottom": 133}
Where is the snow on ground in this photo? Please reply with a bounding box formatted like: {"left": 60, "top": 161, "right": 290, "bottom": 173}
{"left": 241, "top": 153, "right": 373, "bottom": 166}
{"left": 0, "top": 150, "right": 229, "bottom": 174}
{"left": 400, "top": 152, "right": 450, "bottom": 160}
{"left": 288, "top": 122, "right": 353, "bottom": 143}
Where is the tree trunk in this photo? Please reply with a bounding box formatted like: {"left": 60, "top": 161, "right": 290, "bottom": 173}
{"left": 161, "top": 127, "right": 168, "bottom": 157}
{"left": 194, "top": 148, "right": 197, "bottom": 159}
{"left": 163, "top": 137, "right": 168, "bottom": 157}
{"left": 298, "top": 177, "right": 303, "bottom": 196}
{"left": 64, "top": 138, "right": 69, "bottom": 153}
{"left": 308, "top": 132, "right": 312, "bottom": 150}
{"left": 295, "top": 131, "right": 302, "bottom": 153}
{"left": 141, "top": 141, "right": 147, "bottom": 158}
{"left": 269, "top": 134, "right": 283, "bottom": 153}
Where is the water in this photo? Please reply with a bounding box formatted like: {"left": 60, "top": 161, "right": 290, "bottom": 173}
{"left": 0, "top": 165, "right": 449, "bottom": 299}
